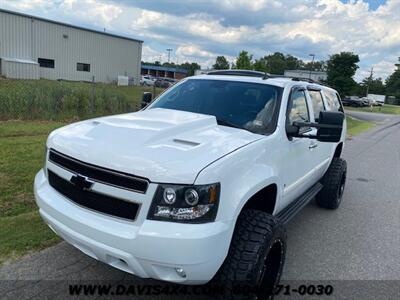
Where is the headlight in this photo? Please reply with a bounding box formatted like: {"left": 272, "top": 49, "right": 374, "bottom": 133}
{"left": 147, "top": 183, "right": 220, "bottom": 223}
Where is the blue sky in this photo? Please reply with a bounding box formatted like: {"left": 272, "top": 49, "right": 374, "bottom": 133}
{"left": 340, "top": 0, "right": 386, "bottom": 10}
{"left": 1, "top": 0, "right": 399, "bottom": 81}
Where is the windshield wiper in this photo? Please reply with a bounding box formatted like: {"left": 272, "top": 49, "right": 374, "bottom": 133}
{"left": 216, "top": 118, "right": 244, "bottom": 130}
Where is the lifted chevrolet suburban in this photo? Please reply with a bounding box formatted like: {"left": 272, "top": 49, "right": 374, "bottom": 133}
{"left": 34, "top": 70, "right": 347, "bottom": 299}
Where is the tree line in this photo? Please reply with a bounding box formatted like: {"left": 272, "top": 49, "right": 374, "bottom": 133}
{"left": 142, "top": 61, "right": 201, "bottom": 77}
{"left": 214, "top": 52, "right": 400, "bottom": 99}
{"left": 142, "top": 53, "right": 400, "bottom": 100}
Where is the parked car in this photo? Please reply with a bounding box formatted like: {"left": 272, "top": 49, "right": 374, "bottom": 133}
{"left": 342, "top": 98, "right": 365, "bottom": 107}
{"left": 35, "top": 70, "right": 347, "bottom": 299}
{"left": 155, "top": 77, "right": 177, "bottom": 88}
{"left": 367, "top": 94, "right": 385, "bottom": 106}
{"left": 140, "top": 75, "right": 156, "bottom": 86}
{"left": 342, "top": 97, "right": 371, "bottom": 107}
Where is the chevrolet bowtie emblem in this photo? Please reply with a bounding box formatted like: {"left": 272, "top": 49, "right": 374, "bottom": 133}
{"left": 70, "top": 174, "right": 94, "bottom": 191}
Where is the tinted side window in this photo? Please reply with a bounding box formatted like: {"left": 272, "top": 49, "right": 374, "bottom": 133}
{"left": 324, "top": 89, "right": 342, "bottom": 112}
{"left": 309, "top": 90, "right": 325, "bottom": 121}
{"left": 288, "top": 89, "right": 310, "bottom": 124}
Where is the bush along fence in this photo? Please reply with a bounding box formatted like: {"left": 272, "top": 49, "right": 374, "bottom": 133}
{"left": 0, "top": 78, "right": 163, "bottom": 121}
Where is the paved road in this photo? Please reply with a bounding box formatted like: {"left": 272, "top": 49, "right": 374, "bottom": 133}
{"left": 345, "top": 109, "right": 397, "bottom": 123}
{"left": 1, "top": 115, "right": 399, "bottom": 299}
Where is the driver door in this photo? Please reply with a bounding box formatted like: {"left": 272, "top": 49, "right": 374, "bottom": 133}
{"left": 281, "top": 87, "right": 319, "bottom": 207}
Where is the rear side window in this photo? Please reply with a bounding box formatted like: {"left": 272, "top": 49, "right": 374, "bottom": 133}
{"left": 324, "top": 89, "right": 342, "bottom": 112}
{"left": 308, "top": 90, "right": 325, "bottom": 121}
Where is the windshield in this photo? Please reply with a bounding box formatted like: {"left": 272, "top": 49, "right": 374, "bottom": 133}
{"left": 149, "top": 79, "right": 283, "bottom": 134}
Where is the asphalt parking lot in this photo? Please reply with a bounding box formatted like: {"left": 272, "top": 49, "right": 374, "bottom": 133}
{"left": 1, "top": 113, "right": 399, "bottom": 299}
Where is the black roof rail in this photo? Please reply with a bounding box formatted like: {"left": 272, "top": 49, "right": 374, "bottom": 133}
{"left": 264, "top": 74, "right": 316, "bottom": 83}
{"left": 206, "top": 69, "right": 266, "bottom": 78}
{"left": 263, "top": 74, "right": 330, "bottom": 86}
{"left": 204, "top": 70, "right": 330, "bottom": 87}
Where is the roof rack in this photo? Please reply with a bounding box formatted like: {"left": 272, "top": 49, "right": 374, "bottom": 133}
{"left": 264, "top": 74, "right": 330, "bottom": 86}
{"left": 206, "top": 69, "right": 266, "bottom": 78}
{"left": 264, "top": 74, "right": 316, "bottom": 83}
{"left": 204, "top": 69, "right": 328, "bottom": 86}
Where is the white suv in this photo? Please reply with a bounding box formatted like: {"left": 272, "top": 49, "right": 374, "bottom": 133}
{"left": 34, "top": 70, "right": 347, "bottom": 299}
{"left": 140, "top": 75, "right": 156, "bottom": 86}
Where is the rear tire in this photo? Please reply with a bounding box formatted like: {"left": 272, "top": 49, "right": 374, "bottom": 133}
{"left": 316, "top": 157, "right": 347, "bottom": 209}
{"left": 214, "top": 209, "right": 286, "bottom": 299}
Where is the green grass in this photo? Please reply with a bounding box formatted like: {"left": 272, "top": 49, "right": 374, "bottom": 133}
{"left": 346, "top": 116, "right": 375, "bottom": 137}
{"left": 0, "top": 211, "right": 60, "bottom": 264}
{"left": 345, "top": 104, "right": 400, "bottom": 115}
{"left": 0, "top": 120, "right": 65, "bottom": 264}
{"left": 0, "top": 78, "right": 162, "bottom": 121}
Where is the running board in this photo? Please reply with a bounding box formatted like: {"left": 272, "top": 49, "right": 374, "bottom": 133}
{"left": 276, "top": 182, "right": 323, "bottom": 225}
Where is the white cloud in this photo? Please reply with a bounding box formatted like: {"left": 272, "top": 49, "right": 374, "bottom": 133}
{"left": 4, "top": 0, "right": 52, "bottom": 10}
{"left": 176, "top": 45, "right": 214, "bottom": 58}
{"left": 1, "top": 0, "right": 399, "bottom": 80}
{"left": 59, "top": 0, "right": 123, "bottom": 26}
{"left": 372, "top": 60, "right": 397, "bottom": 79}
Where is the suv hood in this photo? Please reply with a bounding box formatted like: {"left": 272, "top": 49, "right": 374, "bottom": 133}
{"left": 48, "top": 108, "right": 262, "bottom": 183}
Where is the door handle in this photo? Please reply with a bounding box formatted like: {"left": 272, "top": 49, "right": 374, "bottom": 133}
{"left": 309, "top": 143, "right": 318, "bottom": 149}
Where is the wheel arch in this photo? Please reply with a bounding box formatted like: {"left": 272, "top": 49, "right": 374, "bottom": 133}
{"left": 241, "top": 183, "right": 278, "bottom": 216}
{"left": 334, "top": 142, "right": 344, "bottom": 158}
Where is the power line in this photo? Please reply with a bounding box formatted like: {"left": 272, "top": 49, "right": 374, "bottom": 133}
{"left": 166, "top": 48, "right": 173, "bottom": 63}
{"left": 308, "top": 54, "right": 315, "bottom": 79}
{"left": 366, "top": 66, "right": 374, "bottom": 96}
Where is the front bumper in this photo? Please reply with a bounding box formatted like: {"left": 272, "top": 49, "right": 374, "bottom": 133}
{"left": 34, "top": 170, "right": 231, "bottom": 284}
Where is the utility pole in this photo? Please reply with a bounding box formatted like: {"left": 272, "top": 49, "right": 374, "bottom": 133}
{"left": 309, "top": 54, "right": 315, "bottom": 79}
{"left": 366, "top": 67, "right": 374, "bottom": 96}
{"left": 166, "top": 48, "right": 173, "bottom": 64}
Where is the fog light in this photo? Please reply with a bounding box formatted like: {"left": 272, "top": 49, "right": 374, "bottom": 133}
{"left": 175, "top": 267, "right": 186, "bottom": 278}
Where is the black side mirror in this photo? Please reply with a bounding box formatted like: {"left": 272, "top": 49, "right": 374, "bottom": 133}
{"left": 141, "top": 92, "right": 152, "bottom": 108}
{"left": 316, "top": 111, "right": 344, "bottom": 143}
{"left": 289, "top": 111, "right": 344, "bottom": 143}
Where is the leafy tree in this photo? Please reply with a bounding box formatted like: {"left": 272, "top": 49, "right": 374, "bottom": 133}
{"left": 326, "top": 52, "right": 360, "bottom": 96}
{"left": 262, "top": 52, "right": 287, "bottom": 74}
{"left": 213, "top": 56, "right": 230, "bottom": 70}
{"left": 142, "top": 61, "right": 161, "bottom": 66}
{"left": 253, "top": 52, "right": 309, "bottom": 75}
{"left": 349, "top": 83, "right": 364, "bottom": 97}
{"left": 361, "top": 77, "right": 386, "bottom": 95}
{"left": 162, "top": 62, "right": 176, "bottom": 67}
{"left": 285, "top": 54, "right": 302, "bottom": 71}
{"left": 301, "top": 60, "right": 326, "bottom": 72}
{"left": 180, "top": 62, "right": 201, "bottom": 76}
{"left": 253, "top": 58, "right": 267, "bottom": 72}
{"left": 386, "top": 58, "right": 400, "bottom": 99}
{"left": 235, "top": 51, "right": 253, "bottom": 70}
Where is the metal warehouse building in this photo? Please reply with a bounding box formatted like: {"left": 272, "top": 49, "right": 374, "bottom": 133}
{"left": 0, "top": 9, "right": 143, "bottom": 83}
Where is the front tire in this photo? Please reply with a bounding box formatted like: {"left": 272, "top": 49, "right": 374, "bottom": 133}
{"left": 316, "top": 157, "right": 347, "bottom": 209}
{"left": 214, "top": 209, "right": 286, "bottom": 299}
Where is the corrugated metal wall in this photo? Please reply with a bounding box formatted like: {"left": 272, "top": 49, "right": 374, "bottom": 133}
{"left": 0, "top": 10, "right": 142, "bottom": 84}
{"left": 1, "top": 60, "right": 39, "bottom": 79}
